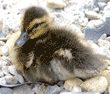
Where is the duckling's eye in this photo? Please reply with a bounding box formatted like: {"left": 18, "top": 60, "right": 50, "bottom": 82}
{"left": 33, "top": 22, "right": 45, "bottom": 28}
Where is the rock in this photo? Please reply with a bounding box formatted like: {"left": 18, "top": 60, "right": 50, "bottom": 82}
{"left": 60, "top": 92, "right": 100, "bottom": 94}
{"left": 0, "top": 88, "right": 13, "bottom": 94}
{"left": 2, "top": 66, "right": 10, "bottom": 75}
{"left": 5, "top": 75, "right": 18, "bottom": 84}
{"left": 0, "top": 77, "right": 7, "bottom": 85}
{"left": 98, "top": 2, "right": 106, "bottom": 9}
{"left": 98, "top": 40, "right": 110, "bottom": 49}
{"left": 45, "top": 85, "right": 63, "bottom": 94}
{"left": 93, "top": 7, "right": 99, "bottom": 13}
{"left": 99, "top": 70, "right": 110, "bottom": 84}
{"left": 32, "top": 84, "right": 48, "bottom": 94}
{"left": 85, "top": 11, "right": 99, "bottom": 20}
{"left": 97, "top": 46, "right": 110, "bottom": 58}
{"left": 71, "top": 86, "right": 82, "bottom": 92}
{"left": 84, "top": 0, "right": 95, "bottom": 10}
{"left": 47, "top": 0, "right": 65, "bottom": 8}
{"left": 98, "top": 33, "right": 107, "bottom": 40}
{"left": 64, "top": 78, "right": 83, "bottom": 92}
{"left": 8, "top": 65, "right": 24, "bottom": 84}
{"left": 13, "top": 84, "right": 32, "bottom": 94}
{"left": 86, "top": 20, "right": 104, "bottom": 29}
{"left": 105, "top": 37, "right": 110, "bottom": 41}
{"left": 14, "top": 74, "right": 24, "bottom": 84}
{"left": 98, "top": 0, "right": 110, "bottom": 3}
{"left": 80, "top": 76, "right": 108, "bottom": 93}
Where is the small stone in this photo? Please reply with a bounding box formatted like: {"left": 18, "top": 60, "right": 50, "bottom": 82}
{"left": 64, "top": 78, "right": 83, "bottom": 92}
{"left": 45, "top": 85, "right": 63, "bottom": 94}
{"left": 86, "top": 20, "right": 96, "bottom": 29}
{"left": 5, "top": 75, "right": 18, "bottom": 84}
{"left": 0, "top": 88, "right": 13, "bottom": 94}
{"left": 0, "top": 77, "right": 7, "bottom": 85}
{"left": 0, "top": 41, "right": 5, "bottom": 46}
{"left": 8, "top": 65, "right": 24, "bottom": 84}
{"left": 71, "top": 86, "right": 82, "bottom": 92}
{"left": 93, "top": 7, "right": 99, "bottom": 12}
{"left": 98, "top": 40, "right": 110, "bottom": 49}
{"left": 98, "top": 2, "right": 106, "bottom": 9}
{"left": 13, "top": 85, "right": 32, "bottom": 94}
{"left": 60, "top": 92, "right": 100, "bottom": 94}
{"left": 2, "top": 66, "right": 10, "bottom": 75}
{"left": 98, "top": 33, "right": 106, "bottom": 40}
{"left": 47, "top": 0, "right": 65, "bottom": 8}
{"left": 85, "top": 11, "right": 99, "bottom": 20}
{"left": 80, "top": 76, "right": 108, "bottom": 93}
{"left": 105, "top": 37, "right": 110, "bottom": 41}
{"left": 14, "top": 74, "right": 24, "bottom": 84}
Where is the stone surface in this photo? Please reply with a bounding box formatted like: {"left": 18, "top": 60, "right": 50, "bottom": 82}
{"left": 13, "top": 85, "right": 32, "bottom": 94}
{"left": 64, "top": 78, "right": 83, "bottom": 92}
{"left": 47, "top": 0, "right": 65, "bottom": 8}
{"left": 80, "top": 76, "right": 108, "bottom": 93}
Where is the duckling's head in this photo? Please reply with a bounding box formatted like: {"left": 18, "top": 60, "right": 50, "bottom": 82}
{"left": 15, "top": 6, "right": 51, "bottom": 47}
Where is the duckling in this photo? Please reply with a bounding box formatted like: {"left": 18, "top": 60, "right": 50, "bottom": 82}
{"left": 9, "top": 6, "right": 107, "bottom": 84}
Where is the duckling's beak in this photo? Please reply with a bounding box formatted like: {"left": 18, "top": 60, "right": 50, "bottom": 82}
{"left": 15, "top": 32, "right": 29, "bottom": 47}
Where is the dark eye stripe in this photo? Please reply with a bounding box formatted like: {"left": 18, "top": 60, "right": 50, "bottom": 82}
{"left": 28, "top": 21, "right": 46, "bottom": 34}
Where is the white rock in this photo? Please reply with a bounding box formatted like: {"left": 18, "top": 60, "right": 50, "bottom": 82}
{"left": 8, "top": 65, "right": 24, "bottom": 84}
{"left": 47, "top": 0, "right": 65, "bottom": 8}
{"left": 5, "top": 75, "right": 18, "bottom": 84}
{"left": 86, "top": 20, "right": 104, "bottom": 29}
{"left": 105, "top": 37, "right": 110, "bottom": 41}
{"left": 0, "top": 77, "right": 7, "bottom": 85}
{"left": 83, "top": 18, "right": 88, "bottom": 24}
{"left": 98, "top": 46, "right": 110, "bottom": 57}
{"left": 60, "top": 92, "right": 100, "bottom": 94}
{"left": 98, "top": 2, "right": 106, "bottom": 9}
{"left": 93, "top": 7, "right": 99, "bottom": 12}
{"left": 98, "top": 0, "right": 109, "bottom": 3}
{"left": 2, "top": 66, "right": 10, "bottom": 75}
{"left": 84, "top": 0, "right": 95, "bottom": 10}
{"left": 85, "top": 11, "right": 99, "bottom": 20}
{"left": 71, "top": 86, "right": 82, "bottom": 92}
{"left": 13, "top": 85, "right": 32, "bottom": 94}
{"left": 98, "top": 40, "right": 110, "bottom": 49}
{"left": 14, "top": 74, "right": 24, "bottom": 84}
{"left": 86, "top": 20, "right": 96, "bottom": 29}
{"left": 2, "top": 45, "right": 9, "bottom": 56}
{"left": 98, "top": 33, "right": 107, "bottom": 40}
{"left": 0, "top": 60, "right": 9, "bottom": 68}
{"left": 80, "top": 76, "right": 108, "bottom": 93}
{"left": 94, "top": 20, "right": 104, "bottom": 28}
{"left": 64, "top": 78, "right": 83, "bottom": 92}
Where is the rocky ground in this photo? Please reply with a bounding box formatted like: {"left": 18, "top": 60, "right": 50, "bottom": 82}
{"left": 0, "top": 0, "right": 110, "bottom": 94}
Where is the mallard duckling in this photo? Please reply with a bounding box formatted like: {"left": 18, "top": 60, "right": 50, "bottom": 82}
{"left": 10, "top": 6, "right": 107, "bottom": 84}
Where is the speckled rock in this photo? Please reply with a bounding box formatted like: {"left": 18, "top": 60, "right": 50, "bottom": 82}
{"left": 0, "top": 88, "right": 13, "bottom": 94}
{"left": 47, "top": 0, "right": 65, "bottom": 8}
{"left": 80, "top": 76, "right": 108, "bottom": 93}
{"left": 85, "top": 11, "right": 99, "bottom": 20}
{"left": 5, "top": 75, "right": 18, "bottom": 84}
{"left": 64, "top": 78, "right": 83, "bottom": 92}
{"left": 13, "top": 84, "right": 32, "bottom": 94}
